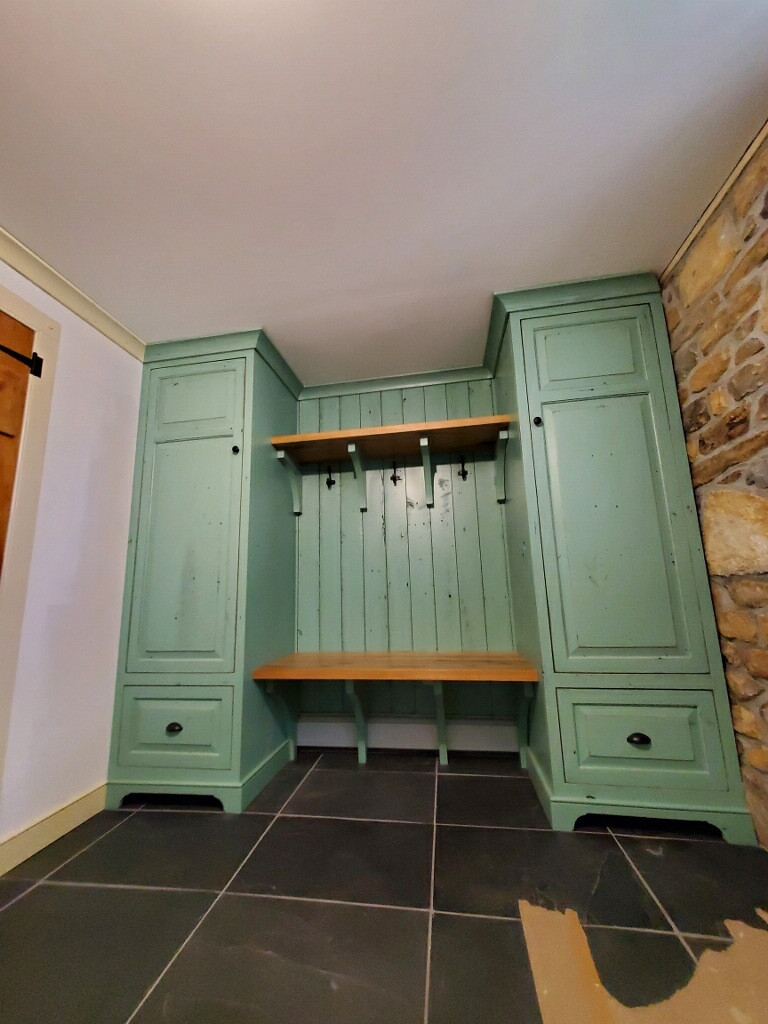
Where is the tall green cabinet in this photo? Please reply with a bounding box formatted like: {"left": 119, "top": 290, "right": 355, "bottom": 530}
{"left": 491, "top": 274, "right": 755, "bottom": 843}
{"left": 106, "top": 332, "right": 299, "bottom": 812}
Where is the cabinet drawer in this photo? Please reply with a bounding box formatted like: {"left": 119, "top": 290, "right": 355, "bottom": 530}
{"left": 118, "top": 686, "right": 234, "bottom": 770}
{"left": 557, "top": 689, "right": 727, "bottom": 791}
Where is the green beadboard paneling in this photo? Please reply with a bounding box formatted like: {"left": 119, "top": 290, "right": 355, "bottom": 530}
{"left": 295, "top": 373, "right": 515, "bottom": 720}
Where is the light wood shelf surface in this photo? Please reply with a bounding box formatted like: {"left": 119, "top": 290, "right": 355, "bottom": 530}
{"left": 253, "top": 650, "right": 538, "bottom": 683}
{"left": 271, "top": 414, "right": 513, "bottom": 464}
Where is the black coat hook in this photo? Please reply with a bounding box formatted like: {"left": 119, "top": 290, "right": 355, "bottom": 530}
{"left": 390, "top": 462, "right": 402, "bottom": 486}
{"left": 326, "top": 466, "right": 336, "bottom": 490}
{"left": 458, "top": 457, "right": 469, "bottom": 481}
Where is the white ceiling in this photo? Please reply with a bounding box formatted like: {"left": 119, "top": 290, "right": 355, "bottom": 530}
{"left": 2, "top": 2, "right": 768, "bottom": 385}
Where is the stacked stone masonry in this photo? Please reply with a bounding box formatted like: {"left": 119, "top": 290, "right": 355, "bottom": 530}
{"left": 662, "top": 136, "right": 768, "bottom": 845}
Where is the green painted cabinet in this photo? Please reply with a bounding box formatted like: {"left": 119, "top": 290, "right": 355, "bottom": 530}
{"left": 491, "top": 275, "right": 756, "bottom": 843}
{"left": 127, "top": 360, "right": 245, "bottom": 673}
{"left": 107, "top": 333, "right": 299, "bottom": 812}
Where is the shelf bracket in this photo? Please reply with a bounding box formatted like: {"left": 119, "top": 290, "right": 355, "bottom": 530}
{"left": 494, "top": 429, "right": 509, "bottom": 504}
{"left": 347, "top": 443, "right": 367, "bottom": 512}
{"left": 276, "top": 449, "right": 303, "bottom": 515}
{"left": 430, "top": 681, "right": 449, "bottom": 765}
{"left": 419, "top": 437, "right": 434, "bottom": 508}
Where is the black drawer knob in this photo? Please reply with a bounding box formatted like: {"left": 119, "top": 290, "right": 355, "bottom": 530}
{"left": 533, "top": 416, "right": 543, "bottom": 427}
{"left": 627, "top": 732, "right": 651, "bottom": 747}
{"left": 165, "top": 722, "right": 183, "bottom": 735}
{"left": 232, "top": 445, "right": 240, "bottom": 454}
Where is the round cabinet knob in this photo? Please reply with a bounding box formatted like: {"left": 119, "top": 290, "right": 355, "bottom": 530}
{"left": 626, "top": 732, "right": 651, "bottom": 747}
{"left": 232, "top": 445, "right": 240, "bottom": 454}
{"left": 165, "top": 722, "right": 183, "bottom": 735}
{"left": 533, "top": 416, "right": 543, "bottom": 427}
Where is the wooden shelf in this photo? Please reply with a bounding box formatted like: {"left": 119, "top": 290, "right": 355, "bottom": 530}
{"left": 271, "top": 414, "right": 513, "bottom": 464}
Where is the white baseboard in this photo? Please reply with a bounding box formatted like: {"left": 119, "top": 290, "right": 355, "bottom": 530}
{"left": 297, "top": 717, "right": 519, "bottom": 753}
{"left": 0, "top": 784, "right": 107, "bottom": 876}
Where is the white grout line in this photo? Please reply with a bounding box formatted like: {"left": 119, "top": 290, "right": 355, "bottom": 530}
{"left": 0, "top": 808, "right": 142, "bottom": 916}
{"left": 236, "top": 890, "right": 430, "bottom": 914}
{"left": 607, "top": 828, "right": 697, "bottom": 964}
{"left": 40, "top": 879, "right": 220, "bottom": 896}
{"left": 422, "top": 758, "right": 439, "bottom": 1024}
{"left": 122, "top": 754, "right": 323, "bottom": 1024}
{"left": 281, "top": 812, "right": 430, "bottom": 826}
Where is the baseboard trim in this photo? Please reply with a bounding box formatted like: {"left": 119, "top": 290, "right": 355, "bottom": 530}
{"left": 297, "top": 717, "right": 519, "bottom": 753}
{"left": 0, "top": 784, "right": 107, "bottom": 876}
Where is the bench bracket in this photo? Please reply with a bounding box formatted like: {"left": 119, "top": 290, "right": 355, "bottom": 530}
{"left": 344, "top": 680, "right": 368, "bottom": 764}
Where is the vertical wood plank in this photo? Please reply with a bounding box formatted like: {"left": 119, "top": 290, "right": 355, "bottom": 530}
{"left": 340, "top": 394, "right": 365, "bottom": 651}
{"left": 425, "top": 385, "right": 461, "bottom": 652}
{"left": 360, "top": 391, "right": 390, "bottom": 714}
{"left": 446, "top": 382, "right": 487, "bottom": 652}
{"left": 319, "top": 396, "right": 343, "bottom": 667}
{"left": 403, "top": 389, "right": 436, "bottom": 652}
{"left": 296, "top": 398, "right": 321, "bottom": 711}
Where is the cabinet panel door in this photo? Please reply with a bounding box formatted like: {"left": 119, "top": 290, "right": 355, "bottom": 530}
{"left": 523, "top": 305, "right": 708, "bottom": 674}
{"left": 127, "top": 360, "right": 245, "bottom": 673}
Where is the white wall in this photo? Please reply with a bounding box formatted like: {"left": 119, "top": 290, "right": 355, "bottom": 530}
{"left": 0, "top": 261, "right": 142, "bottom": 843}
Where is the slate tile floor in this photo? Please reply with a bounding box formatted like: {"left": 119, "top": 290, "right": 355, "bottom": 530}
{"left": 2, "top": 749, "right": 768, "bottom": 1023}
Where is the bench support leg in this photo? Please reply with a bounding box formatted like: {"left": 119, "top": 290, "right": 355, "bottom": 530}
{"left": 515, "top": 683, "right": 533, "bottom": 770}
{"left": 431, "top": 681, "right": 449, "bottom": 766}
{"left": 344, "top": 680, "right": 368, "bottom": 764}
{"left": 265, "top": 681, "right": 299, "bottom": 761}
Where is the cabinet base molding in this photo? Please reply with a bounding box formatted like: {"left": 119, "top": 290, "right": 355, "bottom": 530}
{"left": 0, "top": 784, "right": 107, "bottom": 876}
{"left": 106, "top": 740, "right": 292, "bottom": 814}
{"left": 527, "top": 748, "right": 758, "bottom": 846}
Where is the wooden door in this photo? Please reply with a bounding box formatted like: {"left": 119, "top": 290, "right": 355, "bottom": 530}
{"left": 522, "top": 303, "right": 708, "bottom": 674}
{"left": 126, "top": 359, "right": 246, "bottom": 674}
{"left": 0, "top": 311, "right": 35, "bottom": 575}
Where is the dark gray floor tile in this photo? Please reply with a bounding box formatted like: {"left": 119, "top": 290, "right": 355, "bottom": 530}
{"left": 243, "top": 761, "right": 316, "bottom": 812}
{"left": 438, "top": 752, "right": 526, "bottom": 776}
{"left": 132, "top": 893, "right": 428, "bottom": 1024}
{"left": 231, "top": 816, "right": 433, "bottom": 908}
{"left": 318, "top": 748, "right": 436, "bottom": 772}
{"left": 437, "top": 775, "right": 549, "bottom": 829}
{"left": 51, "top": 811, "right": 270, "bottom": 890}
{"left": 434, "top": 827, "right": 670, "bottom": 928}
{"left": 584, "top": 928, "right": 695, "bottom": 1007}
{"left": 284, "top": 768, "right": 435, "bottom": 822}
{"left": 0, "top": 878, "right": 34, "bottom": 910}
{"left": 0, "top": 883, "right": 212, "bottom": 1024}
{"left": 429, "top": 913, "right": 542, "bottom": 1024}
{"left": 4, "top": 811, "right": 129, "bottom": 880}
{"left": 618, "top": 836, "right": 768, "bottom": 937}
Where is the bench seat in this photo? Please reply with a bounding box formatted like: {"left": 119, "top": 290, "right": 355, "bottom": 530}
{"left": 253, "top": 651, "right": 538, "bottom": 765}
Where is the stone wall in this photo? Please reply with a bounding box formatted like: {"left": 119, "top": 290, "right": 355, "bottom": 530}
{"left": 662, "top": 137, "right": 768, "bottom": 845}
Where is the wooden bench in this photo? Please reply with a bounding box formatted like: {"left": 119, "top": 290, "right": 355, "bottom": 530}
{"left": 253, "top": 652, "right": 538, "bottom": 766}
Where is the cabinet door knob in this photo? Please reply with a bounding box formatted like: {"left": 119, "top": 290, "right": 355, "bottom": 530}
{"left": 533, "top": 416, "right": 543, "bottom": 427}
{"left": 232, "top": 445, "right": 240, "bottom": 454}
{"left": 166, "top": 722, "right": 183, "bottom": 735}
{"left": 626, "top": 732, "right": 651, "bottom": 747}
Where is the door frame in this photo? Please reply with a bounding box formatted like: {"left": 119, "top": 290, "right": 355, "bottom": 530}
{"left": 0, "top": 282, "right": 59, "bottom": 691}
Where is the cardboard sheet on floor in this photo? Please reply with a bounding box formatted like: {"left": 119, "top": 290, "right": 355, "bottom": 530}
{"left": 519, "top": 900, "right": 768, "bottom": 1024}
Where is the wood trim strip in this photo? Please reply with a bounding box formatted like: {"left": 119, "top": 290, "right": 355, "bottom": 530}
{"left": 0, "top": 784, "right": 107, "bottom": 876}
{"left": 661, "top": 116, "right": 768, "bottom": 284}
{"left": 0, "top": 226, "right": 144, "bottom": 361}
